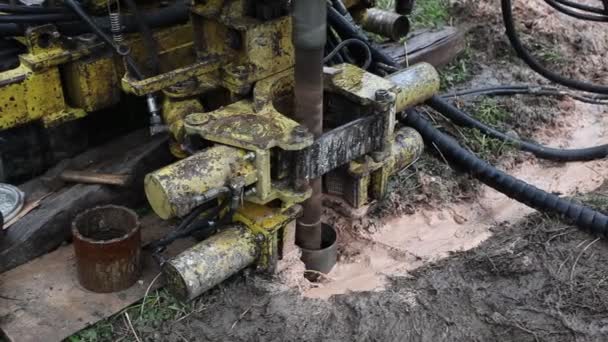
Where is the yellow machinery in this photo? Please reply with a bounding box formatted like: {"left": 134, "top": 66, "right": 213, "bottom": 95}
{"left": 0, "top": 0, "right": 439, "bottom": 300}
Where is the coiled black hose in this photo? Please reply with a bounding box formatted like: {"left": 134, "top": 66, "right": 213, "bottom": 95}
{"left": 427, "top": 95, "right": 608, "bottom": 161}
{"left": 324, "top": 38, "right": 372, "bottom": 70}
{"left": 402, "top": 109, "right": 608, "bottom": 236}
{"left": 502, "top": 0, "right": 608, "bottom": 94}
{"left": 543, "top": 0, "right": 608, "bottom": 21}
{"left": 327, "top": 5, "right": 399, "bottom": 69}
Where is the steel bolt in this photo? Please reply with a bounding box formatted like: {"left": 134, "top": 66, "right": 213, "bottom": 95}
{"left": 375, "top": 89, "right": 392, "bottom": 102}
{"left": 292, "top": 125, "right": 309, "bottom": 142}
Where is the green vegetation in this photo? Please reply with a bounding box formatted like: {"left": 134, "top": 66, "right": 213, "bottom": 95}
{"left": 67, "top": 289, "right": 196, "bottom": 342}
{"left": 440, "top": 45, "right": 474, "bottom": 89}
{"left": 460, "top": 98, "right": 515, "bottom": 162}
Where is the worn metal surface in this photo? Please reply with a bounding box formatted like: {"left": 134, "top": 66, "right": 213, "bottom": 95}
{"left": 300, "top": 224, "right": 338, "bottom": 274}
{"left": 292, "top": 0, "right": 327, "bottom": 252}
{"left": 388, "top": 62, "right": 440, "bottom": 112}
{"left": 295, "top": 115, "right": 386, "bottom": 180}
{"left": 184, "top": 100, "right": 313, "bottom": 151}
{"left": 163, "top": 225, "right": 259, "bottom": 301}
{"left": 144, "top": 145, "right": 257, "bottom": 219}
{"left": 234, "top": 202, "right": 302, "bottom": 270}
{"left": 347, "top": 126, "right": 424, "bottom": 203}
{"left": 72, "top": 205, "right": 141, "bottom": 293}
{"left": 0, "top": 183, "right": 24, "bottom": 222}
{"left": 355, "top": 8, "right": 410, "bottom": 41}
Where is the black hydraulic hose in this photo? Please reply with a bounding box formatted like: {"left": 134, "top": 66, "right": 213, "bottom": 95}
{"left": 327, "top": 5, "right": 399, "bottom": 68}
{"left": 325, "top": 30, "right": 344, "bottom": 65}
{"left": 122, "top": 0, "right": 160, "bottom": 75}
{"left": 441, "top": 84, "right": 608, "bottom": 105}
{"left": 324, "top": 38, "right": 372, "bottom": 70}
{"left": 427, "top": 95, "right": 608, "bottom": 161}
{"left": 543, "top": 0, "right": 608, "bottom": 21}
{"left": 0, "top": 4, "right": 70, "bottom": 14}
{"left": 63, "top": 0, "right": 144, "bottom": 80}
{"left": 0, "top": 12, "right": 78, "bottom": 23}
{"left": 553, "top": 0, "right": 608, "bottom": 14}
{"left": 0, "top": 0, "right": 189, "bottom": 37}
{"left": 402, "top": 110, "right": 608, "bottom": 236}
{"left": 502, "top": 0, "right": 608, "bottom": 94}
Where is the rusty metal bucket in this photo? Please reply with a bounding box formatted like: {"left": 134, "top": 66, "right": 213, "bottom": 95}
{"left": 72, "top": 205, "right": 141, "bottom": 293}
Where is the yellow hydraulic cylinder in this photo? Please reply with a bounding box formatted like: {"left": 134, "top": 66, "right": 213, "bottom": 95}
{"left": 144, "top": 145, "right": 257, "bottom": 219}
{"left": 388, "top": 62, "right": 440, "bottom": 112}
{"left": 163, "top": 225, "right": 259, "bottom": 301}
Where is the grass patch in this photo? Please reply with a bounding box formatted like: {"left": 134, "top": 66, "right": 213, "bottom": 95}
{"left": 67, "top": 289, "right": 197, "bottom": 342}
{"left": 440, "top": 44, "right": 474, "bottom": 89}
{"left": 459, "top": 98, "right": 515, "bottom": 162}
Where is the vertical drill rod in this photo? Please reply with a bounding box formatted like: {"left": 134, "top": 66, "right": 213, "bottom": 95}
{"left": 293, "top": 0, "right": 326, "bottom": 250}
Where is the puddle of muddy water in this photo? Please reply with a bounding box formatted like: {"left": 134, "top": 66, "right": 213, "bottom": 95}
{"left": 299, "top": 100, "right": 608, "bottom": 299}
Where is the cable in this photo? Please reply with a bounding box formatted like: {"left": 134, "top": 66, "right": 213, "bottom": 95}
{"left": 63, "top": 0, "right": 144, "bottom": 80}
{"left": 123, "top": 0, "right": 160, "bottom": 75}
{"left": 553, "top": 0, "right": 607, "bottom": 14}
{"left": 327, "top": 4, "right": 399, "bottom": 69}
{"left": 502, "top": 0, "right": 608, "bottom": 94}
{"left": 0, "top": 4, "right": 70, "bottom": 14}
{"left": 0, "top": 12, "right": 77, "bottom": 23}
{"left": 442, "top": 85, "right": 608, "bottom": 105}
{"left": 543, "top": 0, "right": 608, "bottom": 21}
{"left": 427, "top": 95, "right": 608, "bottom": 161}
{"left": 0, "top": 0, "right": 189, "bottom": 37}
{"left": 401, "top": 109, "right": 608, "bottom": 236}
{"left": 324, "top": 38, "right": 372, "bottom": 70}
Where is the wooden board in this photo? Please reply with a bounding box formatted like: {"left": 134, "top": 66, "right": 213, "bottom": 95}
{"left": 382, "top": 26, "right": 466, "bottom": 68}
{"left": 0, "top": 214, "right": 191, "bottom": 342}
{"left": 0, "top": 130, "right": 173, "bottom": 273}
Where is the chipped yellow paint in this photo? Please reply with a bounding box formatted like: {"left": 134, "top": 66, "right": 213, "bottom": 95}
{"left": 144, "top": 145, "right": 257, "bottom": 219}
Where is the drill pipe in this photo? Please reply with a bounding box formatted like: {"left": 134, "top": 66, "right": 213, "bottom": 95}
{"left": 293, "top": 0, "right": 326, "bottom": 251}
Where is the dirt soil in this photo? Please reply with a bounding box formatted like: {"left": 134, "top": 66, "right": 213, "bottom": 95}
{"left": 95, "top": 0, "right": 608, "bottom": 340}
{"left": 158, "top": 185, "right": 608, "bottom": 342}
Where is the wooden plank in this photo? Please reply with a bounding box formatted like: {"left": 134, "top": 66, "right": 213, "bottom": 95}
{"left": 381, "top": 26, "right": 466, "bottom": 68}
{"left": 0, "top": 130, "right": 173, "bottom": 273}
{"left": 0, "top": 214, "right": 191, "bottom": 342}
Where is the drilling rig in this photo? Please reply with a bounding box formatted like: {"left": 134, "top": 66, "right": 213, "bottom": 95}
{"left": 0, "top": 0, "right": 439, "bottom": 301}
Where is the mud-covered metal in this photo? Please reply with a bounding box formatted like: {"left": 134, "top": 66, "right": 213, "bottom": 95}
{"left": 144, "top": 145, "right": 257, "bottom": 220}
{"left": 348, "top": 126, "right": 424, "bottom": 203}
{"left": 300, "top": 224, "right": 338, "bottom": 274}
{"left": 234, "top": 202, "right": 302, "bottom": 270}
{"left": 294, "top": 114, "right": 387, "bottom": 180}
{"left": 163, "top": 224, "right": 259, "bottom": 301}
{"left": 184, "top": 100, "right": 313, "bottom": 152}
{"left": 72, "top": 205, "right": 141, "bottom": 293}
{"left": 326, "top": 62, "right": 439, "bottom": 113}
{"left": 387, "top": 62, "right": 440, "bottom": 112}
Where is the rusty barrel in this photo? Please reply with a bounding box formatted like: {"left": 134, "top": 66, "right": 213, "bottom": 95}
{"left": 72, "top": 205, "right": 141, "bottom": 293}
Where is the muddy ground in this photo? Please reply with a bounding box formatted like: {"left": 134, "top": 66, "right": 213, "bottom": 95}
{"left": 154, "top": 185, "right": 608, "bottom": 342}
{"left": 72, "top": 0, "right": 608, "bottom": 340}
